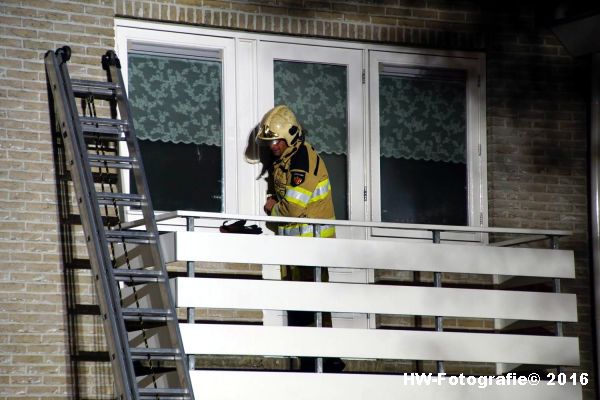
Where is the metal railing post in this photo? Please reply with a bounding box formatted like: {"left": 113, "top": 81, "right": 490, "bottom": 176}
{"left": 551, "top": 235, "right": 563, "bottom": 374}
{"left": 313, "top": 223, "right": 324, "bottom": 373}
{"left": 187, "top": 216, "right": 196, "bottom": 370}
{"left": 433, "top": 230, "right": 444, "bottom": 374}
{"left": 414, "top": 270, "right": 422, "bottom": 373}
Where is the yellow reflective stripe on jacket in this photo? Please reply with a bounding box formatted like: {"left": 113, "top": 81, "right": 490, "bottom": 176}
{"left": 278, "top": 223, "right": 311, "bottom": 237}
{"left": 308, "top": 178, "right": 331, "bottom": 204}
{"left": 284, "top": 185, "right": 312, "bottom": 208}
{"left": 278, "top": 223, "right": 335, "bottom": 238}
{"left": 284, "top": 178, "right": 331, "bottom": 209}
{"left": 317, "top": 224, "right": 336, "bottom": 238}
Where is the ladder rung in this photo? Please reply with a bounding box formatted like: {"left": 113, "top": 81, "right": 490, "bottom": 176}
{"left": 105, "top": 230, "right": 157, "bottom": 244}
{"left": 122, "top": 308, "right": 173, "bottom": 322}
{"left": 97, "top": 192, "right": 145, "bottom": 207}
{"left": 71, "top": 79, "right": 119, "bottom": 99}
{"left": 113, "top": 269, "right": 165, "bottom": 282}
{"left": 89, "top": 154, "right": 135, "bottom": 169}
{"left": 130, "top": 347, "right": 183, "bottom": 361}
{"left": 139, "top": 388, "right": 192, "bottom": 399}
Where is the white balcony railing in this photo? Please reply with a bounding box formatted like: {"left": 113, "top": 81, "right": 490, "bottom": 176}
{"left": 137, "top": 211, "right": 581, "bottom": 400}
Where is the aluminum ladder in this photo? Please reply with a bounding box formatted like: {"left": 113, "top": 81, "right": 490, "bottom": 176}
{"left": 45, "top": 46, "right": 194, "bottom": 400}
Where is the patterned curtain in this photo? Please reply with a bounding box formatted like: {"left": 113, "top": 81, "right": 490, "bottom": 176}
{"left": 127, "top": 53, "right": 465, "bottom": 163}
{"left": 379, "top": 75, "right": 466, "bottom": 164}
{"left": 274, "top": 61, "right": 465, "bottom": 163}
{"left": 274, "top": 61, "right": 348, "bottom": 155}
{"left": 127, "top": 53, "right": 222, "bottom": 146}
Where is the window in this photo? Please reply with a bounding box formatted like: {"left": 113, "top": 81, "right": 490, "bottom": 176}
{"left": 116, "top": 20, "right": 485, "bottom": 329}
{"left": 369, "top": 51, "right": 486, "bottom": 237}
{"left": 378, "top": 66, "right": 467, "bottom": 225}
{"left": 115, "top": 26, "right": 237, "bottom": 219}
{"left": 257, "top": 41, "right": 366, "bottom": 228}
{"left": 116, "top": 21, "right": 486, "bottom": 236}
{"left": 127, "top": 48, "right": 223, "bottom": 212}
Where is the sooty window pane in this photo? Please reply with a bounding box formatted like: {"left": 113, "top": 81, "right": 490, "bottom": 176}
{"left": 137, "top": 140, "right": 222, "bottom": 212}
{"left": 380, "top": 158, "right": 467, "bottom": 225}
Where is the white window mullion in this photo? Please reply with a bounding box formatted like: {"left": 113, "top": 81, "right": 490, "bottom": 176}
{"left": 368, "top": 50, "right": 383, "bottom": 230}
{"left": 220, "top": 37, "right": 237, "bottom": 214}
{"left": 234, "top": 38, "right": 261, "bottom": 215}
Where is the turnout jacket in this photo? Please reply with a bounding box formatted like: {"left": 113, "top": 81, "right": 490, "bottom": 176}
{"left": 270, "top": 139, "right": 336, "bottom": 238}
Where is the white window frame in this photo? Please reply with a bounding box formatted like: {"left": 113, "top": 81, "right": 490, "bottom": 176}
{"left": 368, "top": 50, "right": 487, "bottom": 241}
{"left": 114, "top": 25, "right": 238, "bottom": 222}
{"left": 114, "top": 19, "right": 487, "bottom": 240}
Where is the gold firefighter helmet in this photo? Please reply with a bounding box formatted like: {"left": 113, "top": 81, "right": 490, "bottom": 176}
{"left": 256, "top": 105, "right": 303, "bottom": 146}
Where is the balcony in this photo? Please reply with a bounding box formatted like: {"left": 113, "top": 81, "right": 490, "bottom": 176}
{"left": 139, "top": 211, "right": 581, "bottom": 399}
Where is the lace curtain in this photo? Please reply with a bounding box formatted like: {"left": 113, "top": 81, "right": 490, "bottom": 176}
{"left": 275, "top": 61, "right": 466, "bottom": 163}
{"left": 274, "top": 61, "right": 348, "bottom": 155}
{"left": 128, "top": 53, "right": 222, "bottom": 147}
{"left": 379, "top": 75, "right": 466, "bottom": 164}
{"left": 127, "top": 53, "right": 465, "bottom": 164}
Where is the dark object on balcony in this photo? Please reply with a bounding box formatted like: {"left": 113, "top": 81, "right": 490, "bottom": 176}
{"left": 219, "top": 219, "right": 263, "bottom": 234}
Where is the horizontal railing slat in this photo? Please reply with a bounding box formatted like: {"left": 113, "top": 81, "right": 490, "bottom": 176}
{"left": 180, "top": 324, "right": 580, "bottom": 366}
{"left": 173, "top": 277, "right": 578, "bottom": 322}
{"left": 161, "top": 232, "right": 575, "bottom": 278}
{"left": 151, "top": 210, "right": 572, "bottom": 237}
{"left": 190, "top": 370, "right": 582, "bottom": 400}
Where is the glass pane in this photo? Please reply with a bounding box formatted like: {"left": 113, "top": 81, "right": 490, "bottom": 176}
{"left": 274, "top": 60, "right": 348, "bottom": 220}
{"left": 128, "top": 52, "right": 223, "bottom": 211}
{"left": 379, "top": 66, "right": 467, "bottom": 225}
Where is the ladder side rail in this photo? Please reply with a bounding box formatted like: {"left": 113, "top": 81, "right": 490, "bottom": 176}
{"left": 45, "top": 49, "right": 135, "bottom": 400}
{"left": 103, "top": 52, "right": 195, "bottom": 397}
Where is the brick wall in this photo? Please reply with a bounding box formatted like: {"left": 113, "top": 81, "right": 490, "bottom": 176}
{"left": 0, "top": 0, "right": 594, "bottom": 398}
{"left": 1, "top": 1, "right": 116, "bottom": 397}
{"left": 481, "top": 5, "right": 593, "bottom": 395}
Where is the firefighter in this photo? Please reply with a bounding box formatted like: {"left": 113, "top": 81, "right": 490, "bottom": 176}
{"left": 258, "top": 105, "right": 336, "bottom": 240}
{"left": 257, "top": 104, "right": 344, "bottom": 372}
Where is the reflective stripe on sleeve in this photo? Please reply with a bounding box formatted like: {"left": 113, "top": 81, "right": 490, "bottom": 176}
{"left": 284, "top": 185, "right": 312, "bottom": 208}
{"left": 308, "top": 178, "right": 332, "bottom": 203}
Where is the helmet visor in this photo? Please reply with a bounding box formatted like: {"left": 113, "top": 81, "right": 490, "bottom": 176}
{"left": 256, "top": 125, "right": 282, "bottom": 145}
{"left": 260, "top": 125, "right": 278, "bottom": 139}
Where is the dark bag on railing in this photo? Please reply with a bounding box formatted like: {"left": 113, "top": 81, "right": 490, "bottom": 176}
{"left": 219, "top": 219, "right": 262, "bottom": 234}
